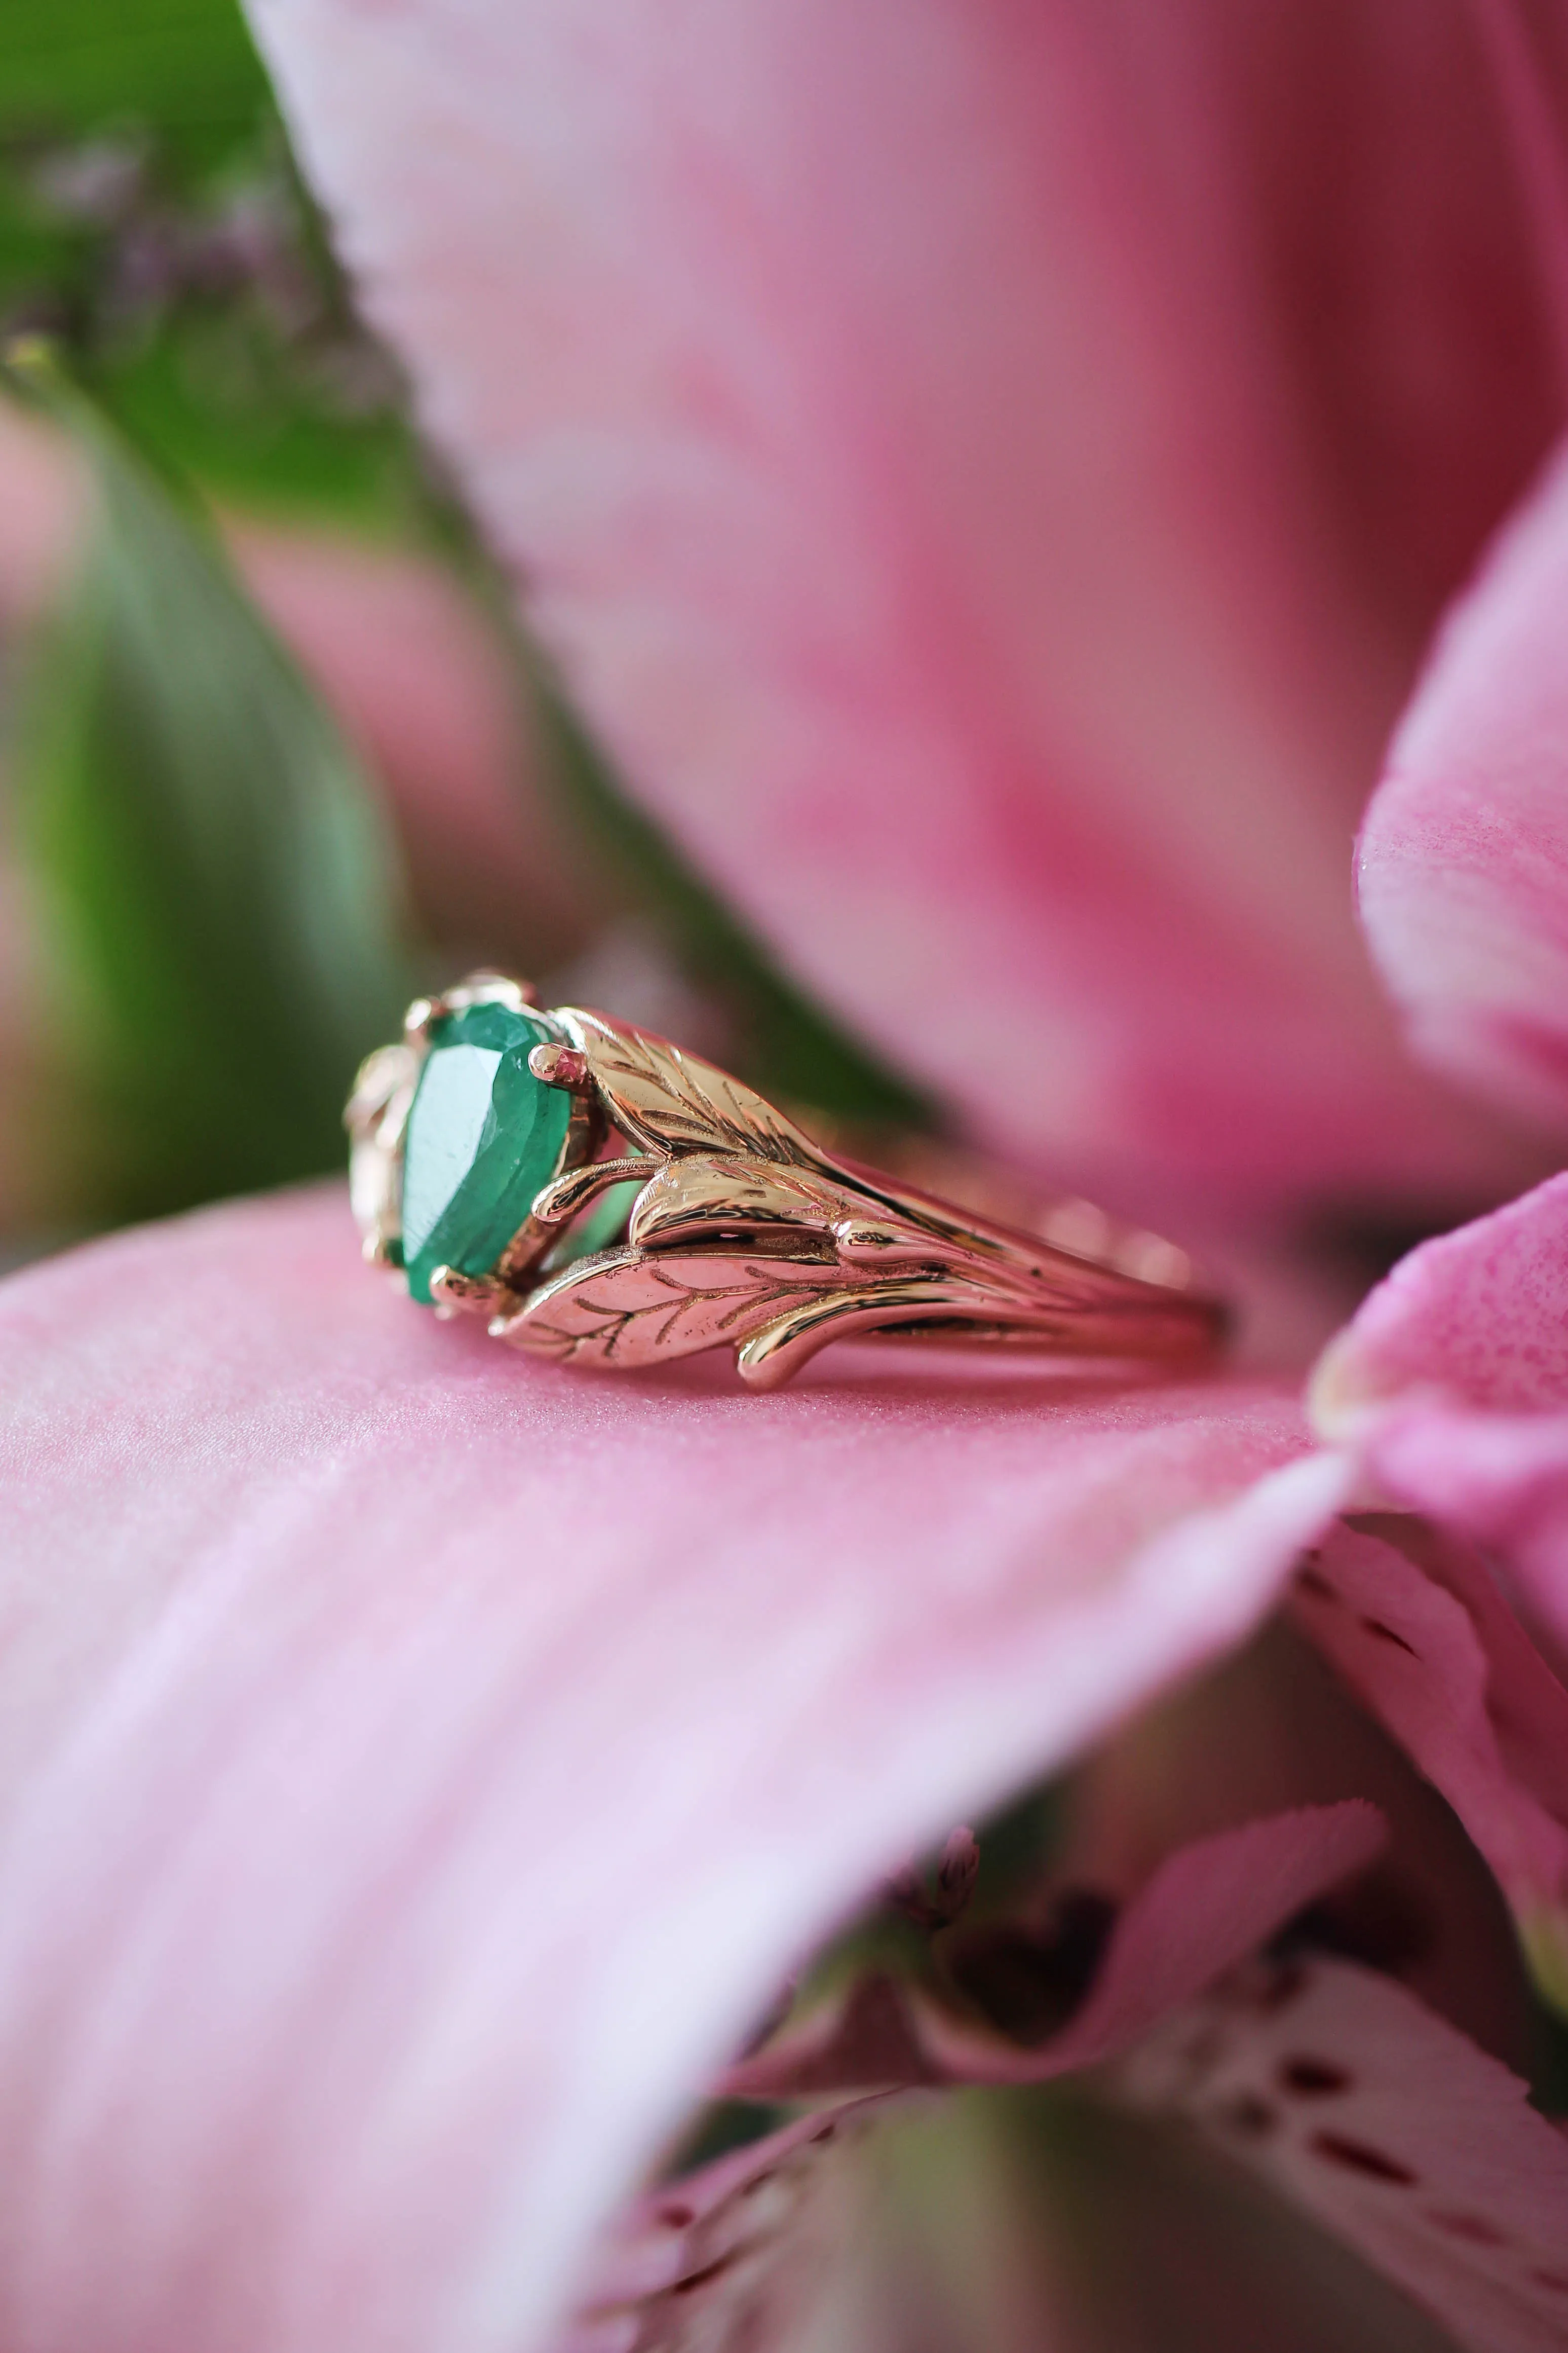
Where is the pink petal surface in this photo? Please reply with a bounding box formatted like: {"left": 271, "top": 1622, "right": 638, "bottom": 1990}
{"left": 244, "top": 0, "right": 1532, "bottom": 1212}
{"left": 1358, "top": 436, "right": 1568, "bottom": 1133}
{"left": 1313, "top": 1177, "right": 1568, "bottom": 1655}
{"left": 564, "top": 1805, "right": 1380, "bottom": 2347}
{"left": 0, "top": 1185, "right": 1343, "bottom": 2353}
{"left": 725, "top": 1803, "right": 1384, "bottom": 2096}
{"left": 568, "top": 1807, "right": 1528, "bottom": 2353}
{"left": 1291, "top": 1522, "right": 1568, "bottom": 2004}
{"left": 1315, "top": 1173, "right": 1568, "bottom": 1424}
{"left": 1210, "top": 0, "right": 1568, "bottom": 653}
{"left": 1117, "top": 1953, "right": 1568, "bottom": 2353}
{"left": 232, "top": 525, "right": 592, "bottom": 964}
{"left": 555, "top": 2095, "right": 888, "bottom": 2353}
{"left": 1367, "top": 1409, "right": 1568, "bottom": 1656}
{"left": 1061, "top": 1595, "right": 1540, "bottom": 2067}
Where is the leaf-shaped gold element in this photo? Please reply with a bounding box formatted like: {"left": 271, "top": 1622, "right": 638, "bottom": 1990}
{"left": 556, "top": 1009, "right": 825, "bottom": 1166}
{"left": 731, "top": 1273, "right": 1221, "bottom": 1388}
{"left": 345, "top": 1040, "right": 418, "bottom": 1264}
{"left": 626, "top": 1154, "right": 854, "bottom": 1249}
{"left": 531, "top": 1154, "right": 654, "bottom": 1227}
{"left": 494, "top": 1245, "right": 845, "bottom": 1370}
{"left": 735, "top": 1275, "right": 1006, "bottom": 1389}
{"left": 831, "top": 1216, "right": 960, "bottom": 1267}
{"left": 344, "top": 1040, "right": 417, "bottom": 1139}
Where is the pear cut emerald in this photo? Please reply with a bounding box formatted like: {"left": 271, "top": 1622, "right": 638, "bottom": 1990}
{"left": 400, "top": 1002, "right": 571, "bottom": 1304}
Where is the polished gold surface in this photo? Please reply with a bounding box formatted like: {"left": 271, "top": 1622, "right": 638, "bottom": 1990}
{"left": 347, "top": 973, "right": 1227, "bottom": 1391}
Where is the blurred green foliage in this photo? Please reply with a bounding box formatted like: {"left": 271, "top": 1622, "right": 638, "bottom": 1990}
{"left": 0, "top": 0, "right": 422, "bottom": 522}
{"left": 0, "top": 0, "right": 925, "bottom": 1242}
{"left": 0, "top": 0, "right": 260, "bottom": 153}
{"left": 13, "top": 353, "right": 413, "bottom": 1219}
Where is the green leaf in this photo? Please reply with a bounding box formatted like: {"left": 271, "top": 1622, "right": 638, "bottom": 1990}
{"left": 0, "top": 0, "right": 264, "bottom": 168}
{"left": 101, "top": 316, "right": 420, "bottom": 527}
{"left": 0, "top": 0, "right": 424, "bottom": 524}
{"left": 12, "top": 358, "right": 414, "bottom": 1219}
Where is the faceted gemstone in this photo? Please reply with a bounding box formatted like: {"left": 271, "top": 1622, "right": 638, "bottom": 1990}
{"left": 400, "top": 1002, "right": 572, "bottom": 1304}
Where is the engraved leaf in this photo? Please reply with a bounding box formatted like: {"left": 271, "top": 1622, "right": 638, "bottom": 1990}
{"left": 735, "top": 1275, "right": 1007, "bottom": 1390}
{"left": 627, "top": 1155, "right": 853, "bottom": 1249}
{"left": 346, "top": 1041, "right": 418, "bottom": 1256}
{"left": 498, "top": 1246, "right": 846, "bottom": 1369}
{"left": 558, "top": 1010, "right": 825, "bottom": 1166}
{"left": 343, "top": 1042, "right": 418, "bottom": 1143}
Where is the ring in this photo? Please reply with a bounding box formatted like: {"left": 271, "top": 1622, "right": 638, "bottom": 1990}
{"left": 346, "top": 972, "right": 1227, "bottom": 1391}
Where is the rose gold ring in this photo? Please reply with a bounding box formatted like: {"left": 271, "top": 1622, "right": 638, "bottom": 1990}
{"left": 346, "top": 972, "right": 1227, "bottom": 1391}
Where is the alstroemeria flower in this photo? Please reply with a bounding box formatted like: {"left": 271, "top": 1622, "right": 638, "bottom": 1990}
{"left": 4, "top": 4, "right": 1568, "bottom": 2350}
{"left": 1315, "top": 436, "right": 1568, "bottom": 1677}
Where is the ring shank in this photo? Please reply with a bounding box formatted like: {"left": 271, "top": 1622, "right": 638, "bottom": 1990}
{"left": 828, "top": 1150, "right": 1227, "bottom": 1355}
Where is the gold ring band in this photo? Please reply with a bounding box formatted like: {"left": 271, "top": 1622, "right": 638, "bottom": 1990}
{"left": 346, "top": 972, "right": 1227, "bottom": 1391}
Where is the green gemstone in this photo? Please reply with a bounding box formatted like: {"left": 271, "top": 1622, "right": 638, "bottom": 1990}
{"left": 400, "top": 1002, "right": 572, "bottom": 1304}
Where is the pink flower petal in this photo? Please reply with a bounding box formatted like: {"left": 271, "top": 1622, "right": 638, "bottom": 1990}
{"left": 554, "top": 2096, "right": 888, "bottom": 2353}
{"left": 725, "top": 1803, "right": 1384, "bottom": 2096}
{"left": 1064, "top": 1586, "right": 1539, "bottom": 2062}
{"left": 942, "top": 1801, "right": 1386, "bottom": 2083}
{"left": 1312, "top": 1176, "right": 1568, "bottom": 1659}
{"left": 244, "top": 0, "right": 1528, "bottom": 1210}
{"left": 0, "top": 1186, "right": 1342, "bottom": 2353}
{"left": 1315, "top": 1172, "right": 1568, "bottom": 1424}
{"left": 1357, "top": 437, "right": 1568, "bottom": 1133}
{"left": 1367, "top": 1407, "right": 1568, "bottom": 1658}
{"left": 1227, "top": 0, "right": 1568, "bottom": 657}
{"left": 1117, "top": 1953, "right": 1568, "bottom": 2353}
{"left": 1291, "top": 1521, "right": 1568, "bottom": 2005}
{"left": 232, "top": 525, "right": 593, "bottom": 964}
{"left": 577, "top": 1807, "right": 1540, "bottom": 2353}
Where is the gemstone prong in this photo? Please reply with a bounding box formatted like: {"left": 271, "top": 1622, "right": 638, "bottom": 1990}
{"left": 454, "top": 968, "right": 536, "bottom": 1007}
{"left": 529, "top": 1042, "right": 589, "bottom": 1091}
{"left": 429, "top": 1265, "right": 505, "bottom": 1318}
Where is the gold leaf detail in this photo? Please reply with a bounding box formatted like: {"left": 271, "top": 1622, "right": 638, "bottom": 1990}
{"left": 532, "top": 1155, "right": 653, "bottom": 1227}
{"left": 627, "top": 1155, "right": 851, "bottom": 1249}
{"left": 496, "top": 1246, "right": 844, "bottom": 1369}
{"left": 557, "top": 1010, "right": 823, "bottom": 1166}
{"left": 345, "top": 1041, "right": 418, "bottom": 1260}
{"left": 344, "top": 1041, "right": 417, "bottom": 1140}
{"left": 735, "top": 1275, "right": 1002, "bottom": 1389}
